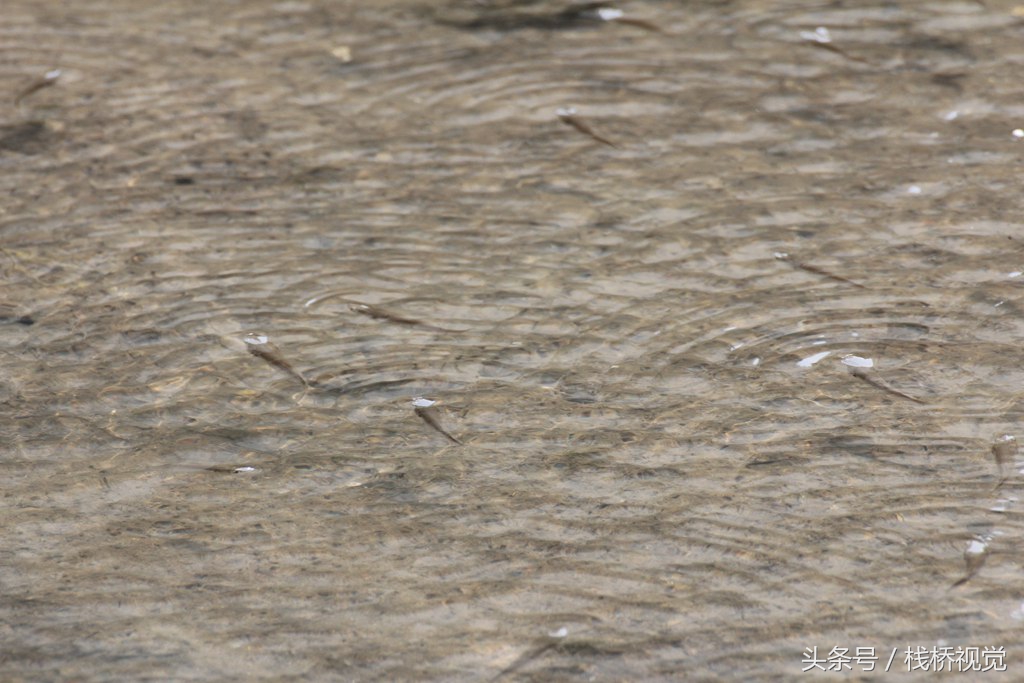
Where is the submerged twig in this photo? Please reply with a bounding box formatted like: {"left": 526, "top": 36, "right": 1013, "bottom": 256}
{"left": 557, "top": 107, "right": 617, "bottom": 147}
{"left": 412, "top": 397, "right": 462, "bottom": 445}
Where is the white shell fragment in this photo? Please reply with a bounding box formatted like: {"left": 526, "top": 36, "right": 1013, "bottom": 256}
{"left": 841, "top": 355, "right": 874, "bottom": 368}
{"left": 548, "top": 627, "right": 569, "bottom": 639}
{"left": 411, "top": 397, "right": 436, "bottom": 408}
{"left": 597, "top": 8, "right": 624, "bottom": 21}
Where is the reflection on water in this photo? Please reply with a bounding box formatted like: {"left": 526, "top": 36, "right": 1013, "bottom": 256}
{"left": 4, "top": 0, "right": 1024, "bottom": 679}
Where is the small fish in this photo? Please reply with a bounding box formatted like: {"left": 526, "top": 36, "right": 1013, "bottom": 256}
{"left": 850, "top": 369, "right": 926, "bottom": 404}
{"left": 596, "top": 8, "right": 663, "bottom": 33}
{"left": 303, "top": 291, "right": 349, "bottom": 308}
{"left": 491, "top": 642, "right": 558, "bottom": 681}
{"left": 205, "top": 465, "right": 258, "bottom": 474}
{"left": 805, "top": 40, "right": 871, "bottom": 64}
{"left": 775, "top": 252, "right": 867, "bottom": 289}
{"left": 556, "top": 107, "right": 617, "bottom": 147}
{"left": 244, "top": 333, "right": 310, "bottom": 388}
{"left": 491, "top": 628, "right": 568, "bottom": 681}
{"left": 412, "top": 397, "right": 462, "bottom": 445}
{"left": 799, "top": 27, "right": 870, "bottom": 65}
{"left": 951, "top": 537, "right": 989, "bottom": 588}
{"left": 439, "top": 2, "right": 611, "bottom": 32}
{"left": 15, "top": 69, "right": 61, "bottom": 105}
{"left": 610, "top": 16, "right": 664, "bottom": 33}
{"left": 992, "top": 434, "right": 1017, "bottom": 486}
{"left": 351, "top": 303, "right": 456, "bottom": 332}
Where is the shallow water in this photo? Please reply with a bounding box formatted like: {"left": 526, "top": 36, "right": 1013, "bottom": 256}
{"left": 4, "top": 0, "right": 1024, "bottom": 680}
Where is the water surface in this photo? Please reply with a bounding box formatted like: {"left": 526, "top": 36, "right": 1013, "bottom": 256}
{"left": 4, "top": 0, "right": 1024, "bottom": 680}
